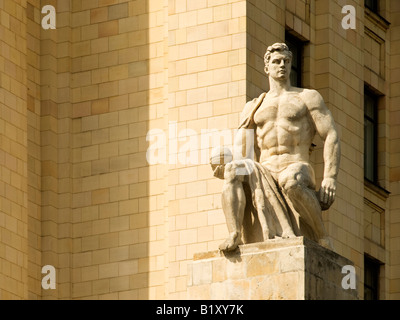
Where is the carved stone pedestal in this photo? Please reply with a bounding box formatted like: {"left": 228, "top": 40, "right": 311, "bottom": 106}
{"left": 187, "top": 237, "right": 359, "bottom": 300}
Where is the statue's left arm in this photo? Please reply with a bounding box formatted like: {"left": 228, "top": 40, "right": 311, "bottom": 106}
{"left": 306, "top": 90, "right": 341, "bottom": 210}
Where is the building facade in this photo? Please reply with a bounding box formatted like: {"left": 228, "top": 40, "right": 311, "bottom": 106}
{"left": 0, "top": 0, "right": 399, "bottom": 299}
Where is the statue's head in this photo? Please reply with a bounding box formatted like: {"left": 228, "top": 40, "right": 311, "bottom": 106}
{"left": 264, "top": 43, "right": 293, "bottom": 81}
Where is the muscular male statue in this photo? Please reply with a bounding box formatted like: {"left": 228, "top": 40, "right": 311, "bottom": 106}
{"left": 211, "top": 43, "right": 340, "bottom": 251}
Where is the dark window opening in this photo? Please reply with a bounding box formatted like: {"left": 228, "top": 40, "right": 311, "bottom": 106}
{"left": 285, "top": 32, "right": 303, "bottom": 88}
{"left": 364, "top": 255, "right": 381, "bottom": 300}
{"left": 365, "top": 0, "right": 379, "bottom": 13}
{"left": 364, "top": 89, "right": 379, "bottom": 183}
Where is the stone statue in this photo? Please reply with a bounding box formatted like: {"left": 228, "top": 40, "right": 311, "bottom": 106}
{"left": 210, "top": 43, "right": 341, "bottom": 252}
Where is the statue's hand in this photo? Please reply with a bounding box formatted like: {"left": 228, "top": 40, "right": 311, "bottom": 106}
{"left": 212, "top": 164, "right": 225, "bottom": 180}
{"left": 319, "top": 177, "right": 336, "bottom": 210}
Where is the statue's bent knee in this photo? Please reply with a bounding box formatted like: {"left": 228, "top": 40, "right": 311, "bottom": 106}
{"left": 223, "top": 162, "right": 243, "bottom": 182}
{"left": 281, "top": 179, "right": 300, "bottom": 193}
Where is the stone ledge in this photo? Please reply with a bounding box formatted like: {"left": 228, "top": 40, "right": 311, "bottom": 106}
{"left": 193, "top": 236, "right": 325, "bottom": 260}
{"left": 188, "top": 237, "right": 359, "bottom": 300}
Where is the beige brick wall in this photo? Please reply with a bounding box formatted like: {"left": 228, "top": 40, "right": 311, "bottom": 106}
{"left": 312, "top": 0, "right": 365, "bottom": 296}
{"left": 37, "top": 0, "right": 74, "bottom": 300}
{"left": 363, "top": 0, "right": 392, "bottom": 299}
{"left": 0, "top": 0, "right": 29, "bottom": 299}
{"left": 167, "top": 0, "right": 247, "bottom": 299}
{"left": 388, "top": 0, "right": 400, "bottom": 300}
{"left": 70, "top": 0, "right": 167, "bottom": 299}
{"left": 26, "top": 0, "right": 43, "bottom": 300}
{"left": 247, "top": 0, "right": 285, "bottom": 98}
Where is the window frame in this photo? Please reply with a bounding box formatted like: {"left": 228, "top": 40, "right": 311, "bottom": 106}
{"left": 364, "top": 88, "right": 379, "bottom": 184}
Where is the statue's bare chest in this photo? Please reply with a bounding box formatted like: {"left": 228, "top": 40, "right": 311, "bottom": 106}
{"left": 254, "top": 94, "right": 308, "bottom": 127}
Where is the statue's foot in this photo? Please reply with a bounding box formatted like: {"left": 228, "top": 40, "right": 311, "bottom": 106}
{"left": 219, "top": 232, "right": 241, "bottom": 252}
{"left": 319, "top": 237, "right": 334, "bottom": 251}
{"left": 262, "top": 230, "right": 275, "bottom": 241}
{"left": 281, "top": 231, "right": 296, "bottom": 238}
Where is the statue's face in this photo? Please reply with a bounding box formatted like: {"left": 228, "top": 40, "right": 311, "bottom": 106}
{"left": 266, "top": 51, "right": 291, "bottom": 81}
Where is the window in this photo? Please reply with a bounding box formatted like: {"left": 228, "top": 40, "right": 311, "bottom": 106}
{"left": 365, "top": 0, "right": 379, "bottom": 13}
{"left": 285, "top": 33, "right": 303, "bottom": 87}
{"left": 364, "top": 89, "right": 378, "bottom": 183}
{"left": 364, "top": 256, "right": 381, "bottom": 300}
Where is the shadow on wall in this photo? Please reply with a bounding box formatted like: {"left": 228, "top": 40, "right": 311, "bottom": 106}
{"left": 68, "top": 0, "right": 154, "bottom": 300}
{"left": 23, "top": 0, "right": 158, "bottom": 300}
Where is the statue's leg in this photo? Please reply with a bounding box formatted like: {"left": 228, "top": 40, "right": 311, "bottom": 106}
{"left": 279, "top": 163, "right": 332, "bottom": 248}
{"left": 219, "top": 163, "right": 246, "bottom": 252}
{"left": 262, "top": 167, "right": 296, "bottom": 238}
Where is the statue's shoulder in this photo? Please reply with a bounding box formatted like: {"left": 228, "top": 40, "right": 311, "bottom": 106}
{"left": 298, "top": 88, "right": 324, "bottom": 101}
{"left": 298, "top": 88, "right": 327, "bottom": 113}
{"left": 239, "top": 92, "right": 267, "bottom": 128}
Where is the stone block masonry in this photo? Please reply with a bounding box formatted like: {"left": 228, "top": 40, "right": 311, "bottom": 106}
{"left": 187, "top": 237, "right": 359, "bottom": 300}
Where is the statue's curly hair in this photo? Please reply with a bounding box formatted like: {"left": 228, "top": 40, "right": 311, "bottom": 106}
{"left": 264, "top": 43, "right": 293, "bottom": 74}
